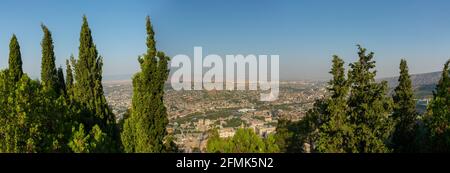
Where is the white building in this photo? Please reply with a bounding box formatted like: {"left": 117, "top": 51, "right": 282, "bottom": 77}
{"left": 219, "top": 128, "right": 236, "bottom": 138}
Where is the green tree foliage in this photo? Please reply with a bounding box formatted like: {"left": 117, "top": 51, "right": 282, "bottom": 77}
{"left": 0, "top": 70, "right": 11, "bottom": 151}
{"left": 0, "top": 70, "right": 9, "bottom": 116}
{"left": 1, "top": 75, "right": 37, "bottom": 152}
{"left": 207, "top": 128, "right": 279, "bottom": 153}
{"left": 68, "top": 124, "right": 90, "bottom": 153}
{"left": 275, "top": 56, "right": 352, "bottom": 153}
{"left": 316, "top": 56, "right": 354, "bottom": 153}
{"left": 56, "top": 66, "right": 66, "bottom": 96}
{"left": 264, "top": 134, "right": 280, "bottom": 153}
{"left": 391, "top": 59, "right": 418, "bottom": 153}
{"left": 8, "top": 35, "right": 23, "bottom": 83}
{"left": 37, "top": 25, "right": 73, "bottom": 152}
{"left": 0, "top": 16, "right": 181, "bottom": 153}
{"left": 0, "top": 38, "right": 47, "bottom": 152}
{"left": 40, "top": 24, "right": 59, "bottom": 94}
{"left": 425, "top": 60, "right": 450, "bottom": 152}
{"left": 121, "top": 16, "right": 171, "bottom": 153}
{"left": 206, "top": 130, "right": 230, "bottom": 153}
{"left": 73, "top": 16, "right": 114, "bottom": 126}
{"left": 345, "top": 45, "right": 394, "bottom": 153}
{"left": 121, "top": 114, "right": 135, "bottom": 152}
{"left": 277, "top": 46, "right": 394, "bottom": 153}
{"left": 164, "top": 134, "right": 181, "bottom": 153}
{"left": 274, "top": 119, "right": 294, "bottom": 152}
{"left": 65, "top": 57, "right": 74, "bottom": 99}
{"left": 68, "top": 124, "right": 108, "bottom": 153}
{"left": 71, "top": 16, "right": 118, "bottom": 152}
{"left": 275, "top": 100, "right": 326, "bottom": 153}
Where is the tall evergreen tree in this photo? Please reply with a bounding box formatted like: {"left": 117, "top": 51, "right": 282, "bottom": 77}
{"left": 0, "top": 70, "right": 12, "bottom": 151}
{"left": 391, "top": 59, "right": 417, "bottom": 152}
{"left": 316, "top": 55, "right": 354, "bottom": 153}
{"left": 425, "top": 59, "right": 450, "bottom": 152}
{"left": 121, "top": 16, "right": 170, "bottom": 153}
{"left": 40, "top": 24, "right": 58, "bottom": 93}
{"left": 72, "top": 16, "right": 118, "bottom": 152}
{"left": 346, "top": 45, "right": 394, "bottom": 153}
{"left": 73, "top": 16, "right": 114, "bottom": 127}
{"left": 56, "top": 66, "right": 66, "bottom": 96}
{"left": 8, "top": 35, "right": 23, "bottom": 83}
{"left": 153, "top": 51, "right": 170, "bottom": 151}
{"left": 2, "top": 34, "right": 61, "bottom": 153}
{"left": 65, "top": 58, "right": 74, "bottom": 98}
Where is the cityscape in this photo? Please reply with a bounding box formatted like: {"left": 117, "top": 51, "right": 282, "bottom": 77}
{"left": 104, "top": 80, "right": 327, "bottom": 152}
{"left": 104, "top": 74, "right": 438, "bottom": 153}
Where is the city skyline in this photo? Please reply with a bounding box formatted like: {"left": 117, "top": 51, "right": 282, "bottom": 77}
{"left": 0, "top": 0, "right": 449, "bottom": 81}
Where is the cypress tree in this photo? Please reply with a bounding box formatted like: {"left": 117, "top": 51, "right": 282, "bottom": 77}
{"left": 65, "top": 58, "right": 74, "bottom": 98}
{"left": 40, "top": 24, "right": 58, "bottom": 92}
{"left": 72, "top": 15, "right": 118, "bottom": 152}
{"left": 121, "top": 16, "right": 170, "bottom": 153}
{"left": 328, "top": 56, "right": 348, "bottom": 100}
{"left": 425, "top": 59, "right": 450, "bottom": 152}
{"left": 56, "top": 66, "right": 66, "bottom": 96}
{"left": 0, "top": 70, "right": 11, "bottom": 151}
{"left": 317, "top": 55, "right": 354, "bottom": 153}
{"left": 391, "top": 59, "right": 417, "bottom": 152}
{"left": 153, "top": 51, "right": 170, "bottom": 152}
{"left": 8, "top": 35, "right": 23, "bottom": 83}
{"left": 73, "top": 16, "right": 115, "bottom": 127}
{"left": 346, "top": 45, "right": 394, "bottom": 153}
{"left": 3, "top": 35, "right": 56, "bottom": 153}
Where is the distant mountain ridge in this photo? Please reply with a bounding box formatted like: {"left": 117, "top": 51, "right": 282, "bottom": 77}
{"left": 103, "top": 74, "right": 133, "bottom": 81}
{"left": 379, "top": 71, "right": 441, "bottom": 98}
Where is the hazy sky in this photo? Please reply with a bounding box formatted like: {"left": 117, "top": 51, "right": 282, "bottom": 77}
{"left": 0, "top": 0, "right": 449, "bottom": 80}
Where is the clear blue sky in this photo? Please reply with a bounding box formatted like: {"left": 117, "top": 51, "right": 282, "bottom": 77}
{"left": 0, "top": 0, "right": 449, "bottom": 80}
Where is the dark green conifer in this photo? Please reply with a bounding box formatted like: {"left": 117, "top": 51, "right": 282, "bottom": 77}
{"left": 317, "top": 55, "right": 354, "bottom": 153}
{"left": 8, "top": 35, "right": 23, "bottom": 83}
{"left": 56, "top": 66, "right": 66, "bottom": 95}
{"left": 425, "top": 60, "right": 450, "bottom": 152}
{"left": 40, "top": 24, "right": 58, "bottom": 92}
{"left": 391, "top": 59, "right": 417, "bottom": 152}
{"left": 346, "top": 45, "right": 394, "bottom": 153}
{"left": 121, "top": 16, "right": 170, "bottom": 153}
{"left": 71, "top": 16, "right": 118, "bottom": 152}
{"left": 73, "top": 16, "right": 115, "bottom": 127}
{"left": 65, "top": 58, "right": 74, "bottom": 97}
